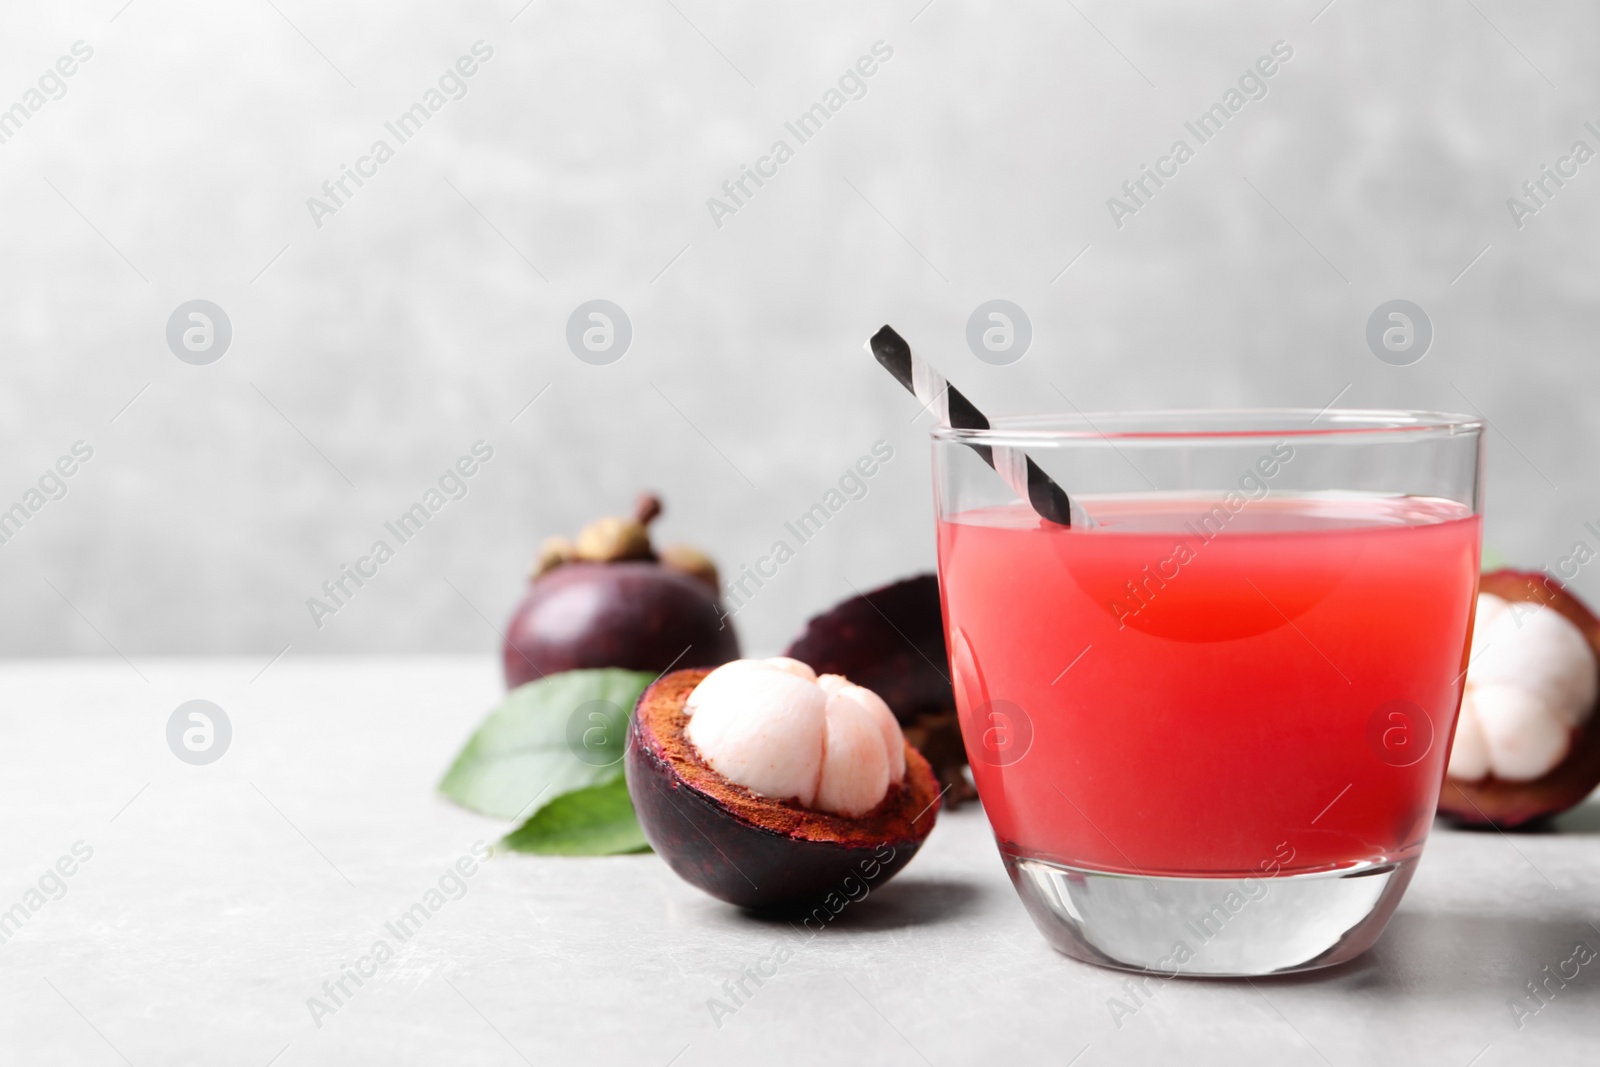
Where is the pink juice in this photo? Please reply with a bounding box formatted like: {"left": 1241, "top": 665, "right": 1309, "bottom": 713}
{"left": 936, "top": 493, "right": 1481, "bottom": 877}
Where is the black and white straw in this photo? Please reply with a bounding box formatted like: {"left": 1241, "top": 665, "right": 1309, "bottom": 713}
{"left": 868, "top": 324, "right": 1089, "bottom": 528}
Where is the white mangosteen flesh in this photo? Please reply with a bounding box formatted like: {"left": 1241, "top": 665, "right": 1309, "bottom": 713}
{"left": 683, "top": 658, "right": 908, "bottom": 817}
{"left": 1449, "top": 593, "right": 1599, "bottom": 782}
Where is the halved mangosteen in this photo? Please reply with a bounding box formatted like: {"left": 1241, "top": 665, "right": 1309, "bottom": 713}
{"left": 1439, "top": 569, "right": 1600, "bottom": 829}
{"left": 626, "top": 661, "right": 941, "bottom": 910}
{"left": 784, "top": 575, "right": 976, "bottom": 805}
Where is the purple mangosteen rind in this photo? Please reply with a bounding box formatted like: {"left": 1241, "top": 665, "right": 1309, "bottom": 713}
{"left": 625, "top": 668, "right": 941, "bottom": 911}
{"left": 503, "top": 561, "right": 739, "bottom": 688}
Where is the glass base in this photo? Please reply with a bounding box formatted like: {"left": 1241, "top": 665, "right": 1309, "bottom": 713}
{"left": 1004, "top": 852, "right": 1417, "bottom": 977}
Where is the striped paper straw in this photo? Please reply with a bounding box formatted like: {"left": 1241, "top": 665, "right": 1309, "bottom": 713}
{"left": 869, "top": 325, "right": 1089, "bottom": 528}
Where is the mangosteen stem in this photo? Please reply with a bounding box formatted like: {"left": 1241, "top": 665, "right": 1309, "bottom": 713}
{"left": 636, "top": 493, "right": 663, "bottom": 527}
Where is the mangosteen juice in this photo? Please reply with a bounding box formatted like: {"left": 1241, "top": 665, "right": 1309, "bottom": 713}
{"left": 939, "top": 493, "right": 1480, "bottom": 875}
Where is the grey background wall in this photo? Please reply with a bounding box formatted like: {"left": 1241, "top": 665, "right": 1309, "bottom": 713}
{"left": 1, "top": 0, "right": 1596, "bottom": 661}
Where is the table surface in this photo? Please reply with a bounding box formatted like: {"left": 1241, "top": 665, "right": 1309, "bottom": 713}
{"left": 1, "top": 657, "right": 1597, "bottom": 1066}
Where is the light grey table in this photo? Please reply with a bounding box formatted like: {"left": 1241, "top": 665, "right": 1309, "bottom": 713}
{"left": 1, "top": 658, "right": 1597, "bottom": 1066}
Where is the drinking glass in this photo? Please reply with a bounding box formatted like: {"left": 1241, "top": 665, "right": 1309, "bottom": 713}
{"left": 932, "top": 410, "right": 1483, "bottom": 975}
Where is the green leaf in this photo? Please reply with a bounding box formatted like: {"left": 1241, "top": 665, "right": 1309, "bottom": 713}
{"left": 501, "top": 777, "right": 651, "bottom": 855}
{"left": 439, "top": 669, "right": 655, "bottom": 820}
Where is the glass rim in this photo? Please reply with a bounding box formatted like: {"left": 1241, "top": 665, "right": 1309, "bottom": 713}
{"left": 929, "top": 408, "right": 1484, "bottom": 444}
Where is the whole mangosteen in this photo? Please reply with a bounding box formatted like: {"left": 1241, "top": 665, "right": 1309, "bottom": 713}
{"left": 502, "top": 494, "right": 740, "bottom": 687}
